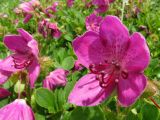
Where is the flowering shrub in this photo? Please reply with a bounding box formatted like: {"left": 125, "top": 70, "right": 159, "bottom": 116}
{"left": 0, "top": 0, "right": 160, "bottom": 120}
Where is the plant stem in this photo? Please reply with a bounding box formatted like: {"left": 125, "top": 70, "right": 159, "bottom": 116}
{"left": 121, "top": 0, "right": 126, "bottom": 21}
{"left": 150, "top": 97, "right": 160, "bottom": 109}
{"left": 18, "top": 73, "right": 22, "bottom": 99}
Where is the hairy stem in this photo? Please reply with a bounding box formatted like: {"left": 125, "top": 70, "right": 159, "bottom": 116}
{"left": 150, "top": 97, "right": 160, "bottom": 109}
{"left": 121, "top": 0, "right": 126, "bottom": 21}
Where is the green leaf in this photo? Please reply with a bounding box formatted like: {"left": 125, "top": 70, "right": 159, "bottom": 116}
{"left": 35, "top": 88, "right": 54, "bottom": 109}
{"left": 14, "top": 81, "right": 25, "bottom": 94}
{"left": 141, "top": 102, "right": 159, "bottom": 120}
{"left": 125, "top": 110, "right": 139, "bottom": 120}
{"left": 64, "top": 34, "right": 73, "bottom": 41}
{"left": 62, "top": 56, "right": 75, "bottom": 70}
{"left": 0, "top": 98, "right": 9, "bottom": 108}
{"left": 69, "top": 107, "right": 105, "bottom": 120}
{"left": 35, "top": 113, "right": 45, "bottom": 120}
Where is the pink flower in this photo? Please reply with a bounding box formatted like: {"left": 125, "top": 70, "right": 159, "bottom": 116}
{"left": 92, "top": 0, "right": 115, "bottom": 13}
{"left": 0, "top": 88, "right": 11, "bottom": 99}
{"left": 0, "top": 99, "right": 35, "bottom": 120}
{"left": 38, "top": 20, "right": 48, "bottom": 38}
{"left": 43, "top": 69, "right": 68, "bottom": 90}
{"left": 38, "top": 19, "right": 61, "bottom": 39}
{"left": 45, "top": 2, "right": 59, "bottom": 18}
{"left": 1, "top": 29, "right": 40, "bottom": 88}
{"left": 68, "top": 16, "right": 150, "bottom": 107}
{"left": 19, "top": 0, "right": 40, "bottom": 23}
{"left": 67, "top": 0, "right": 74, "bottom": 7}
{"left": 86, "top": 13, "right": 103, "bottom": 33}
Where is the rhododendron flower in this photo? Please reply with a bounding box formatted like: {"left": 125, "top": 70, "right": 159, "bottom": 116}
{"left": 86, "top": 13, "right": 103, "bottom": 33}
{"left": 0, "top": 99, "right": 35, "bottom": 120}
{"left": 0, "top": 88, "right": 11, "bottom": 99}
{"left": 38, "top": 19, "right": 61, "bottom": 39}
{"left": 43, "top": 69, "right": 68, "bottom": 90}
{"left": 19, "top": 0, "right": 40, "bottom": 23}
{"left": 92, "top": 0, "right": 115, "bottom": 13}
{"left": 1, "top": 28, "right": 40, "bottom": 88}
{"left": 68, "top": 16, "right": 150, "bottom": 107}
{"left": 45, "top": 2, "right": 58, "bottom": 18}
{"left": 67, "top": 0, "right": 74, "bottom": 7}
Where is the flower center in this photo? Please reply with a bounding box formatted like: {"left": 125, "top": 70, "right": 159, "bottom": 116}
{"left": 12, "top": 53, "right": 34, "bottom": 69}
{"left": 89, "top": 60, "right": 128, "bottom": 88}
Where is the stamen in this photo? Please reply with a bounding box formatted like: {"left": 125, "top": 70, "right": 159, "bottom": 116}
{"left": 12, "top": 53, "right": 33, "bottom": 69}
{"left": 97, "top": 70, "right": 115, "bottom": 88}
{"left": 115, "top": 79, "right": 119, "bottom": 83}
{"left": 89, "top": 63, "right": 109, "bottom": 74}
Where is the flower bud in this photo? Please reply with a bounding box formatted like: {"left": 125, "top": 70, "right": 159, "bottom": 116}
{"left": 43, "top": 69, "right": 68, "bottom": 90}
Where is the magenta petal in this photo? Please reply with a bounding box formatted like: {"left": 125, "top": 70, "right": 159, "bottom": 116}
{"left": 118, "top": 73, "right": 147, "bottom": 107}
{"left": 73, "top": 31, "right": 106, "bottom": 68}
{"left": 19, "top": 2, "right": 33, "bottom": 12}
{"left": 3, "top": 35, "right": 29, "bottom": 53}
{"left": 99, "top": 15, "right": 130, "bottom": 60}
{"left": 92, "top": 0, "right": 107, "bottom": 5}
{"left": 68, "top": 74, "right": 115, "bottom": 106}
{"left": 43, "top": 78, "right": 55, "bottom": 90}
{"left": 67, "top": 0, "right": 74, "bottom": 7}
{"left": 109, "top": 0, "right": 115, "bottom": 3}
{"left": 122, "top": 32, "right": 150, "bottom": 72}
{"left": 43, "top": 68, "right": 68, "bottom": 90}
{"left": 0, "top": 70, "right": 11, "bottom": 84}
{"left": 0, "top": 99, "right": 35, "bottom": 120}
{"left": 0, "top": 88, "right": 11, "bottom": 98}
{"left": 18, "top": 28, "right": 33, "bottom": 42}
{"left": 23, "top": 14, "right": 33, "bottom": 24}
{"left": 52, "top": 29, "right": 61, "bottom": 38}
{"left": 85, "top": 13, "right": 103, "bottom": 32}
{"left": 0, "top": 56, "right": 19, "bottom": 72}
{"left": 95, "top": 5, "right": 109, "bottom": 13}
{"left": 27, "top": 40, "right": 39, "bottom": 58}
{"left": 28, "top": 59, "right": 40, "bottom": 88}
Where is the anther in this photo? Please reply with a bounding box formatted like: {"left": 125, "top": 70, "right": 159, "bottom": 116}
{"left": 115, "top": 79, "right": 119, "bottom": 83}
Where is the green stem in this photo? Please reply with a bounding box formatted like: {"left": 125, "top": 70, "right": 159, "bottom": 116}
{"left": 121, "top": 0, "right": 126, "bottom": 21}
{"left": 18, "top": 73, "right": 22, "bottom": 99}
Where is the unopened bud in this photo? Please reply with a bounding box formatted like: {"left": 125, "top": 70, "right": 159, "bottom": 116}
{"left": 142, "top": 80, "right": 158, "bottom": 98}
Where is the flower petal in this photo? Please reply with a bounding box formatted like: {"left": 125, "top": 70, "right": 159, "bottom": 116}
{"left": 23, "top": 14, "right": 33, "bottom": 24}
{"left": 0, "top": 99, "right": 35, "bottom": 120}
{"left": 118, "top": 73, "right": 147, "bottom": 107}
{"left": 27, "top": 39, "right": 39, "bottom": 58}
{"left": 73, "top": 31, "right": 106, "bottom": 68}
{"left": 28, "top": 59, "right": 40, "bottom": 88}
{"left": 95, "top": 5, "right": 109, "bottom": 13}
{"left": 68, "top": 74, "right": 115, "bottom": 106}
{"left": 0, "top": 56, "right": 19, "bottom": 72}
{"left": 3, "top": 35, "right": 29, "bottom": 53}
{"left": 122, "top": 32, "right": 150, "bottom": 72}
{"left": 99, "top": 16, "right": 130, "bottom": 61}
{"left": 0, "top": 70, "right": 11, "bottom": 84}
{"left": 85, "top": 13, "right": 103, "bottom": 32}
{"left": 18, "top": 28, "right": 33, "bottom": 42}
{"left": 0, "top": 88, "right": 11, "bottom": 98}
